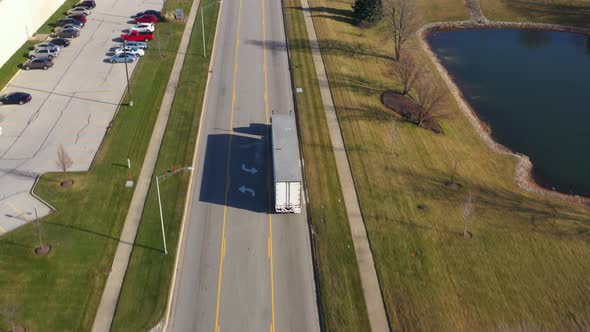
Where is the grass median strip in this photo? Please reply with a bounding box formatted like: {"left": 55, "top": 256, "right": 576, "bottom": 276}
{"left": 282, "top": 0, "right": 370, "bottom": 330}
{"left": 306, "top": 0, "right": 590, "bottom": 329}
{"left": 0, "top": 1, "right": 193, "bottom": 330}
{"left": 110, "top": 1, "right": 221, "bottom": 330}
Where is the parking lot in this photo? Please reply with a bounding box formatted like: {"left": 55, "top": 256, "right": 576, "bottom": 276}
{"left": 0, "top": 0, "right": 163, "bottom": 234}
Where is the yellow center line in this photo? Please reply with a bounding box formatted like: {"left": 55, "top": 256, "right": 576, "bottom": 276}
{"left": 214, "top": 0, "right": 244, "bottom": 330}
{"left": 261, "top": 0, "right": 276, "bottom": 331}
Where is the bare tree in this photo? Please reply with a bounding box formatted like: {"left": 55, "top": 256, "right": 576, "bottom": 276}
{"left": 391, "top": 54, "right": 423, "bottom": 95}
{"left": 413, "top": 78, "right": 447, "bottom": 127}
{"left": 382, "top": 0, "right": 421, "bottom": 60}
{"left": 56, "top": 144, "right": 74, "bottom": 184}
{"left": 462, "top": 191, "right": 475, "bottom": 238}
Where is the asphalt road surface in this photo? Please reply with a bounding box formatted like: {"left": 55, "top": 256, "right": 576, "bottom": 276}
{"left": 168, "top": 0, "right": 319, "bottom": 331}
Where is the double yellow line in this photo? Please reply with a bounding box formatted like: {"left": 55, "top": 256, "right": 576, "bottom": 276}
{"left": 213, "top": 0, "right": 276, "bottom": 329}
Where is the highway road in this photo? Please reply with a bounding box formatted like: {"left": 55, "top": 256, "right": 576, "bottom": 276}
{"left": 168, "top": 0, "right": 319, "bottom": 330}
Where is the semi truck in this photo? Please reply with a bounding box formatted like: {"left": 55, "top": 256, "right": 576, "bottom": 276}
{"left": 271, "top": 115, "right": 303, "bottom": 213}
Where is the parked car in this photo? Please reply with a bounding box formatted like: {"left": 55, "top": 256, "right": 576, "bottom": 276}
{"left": 135, "top": 14, "right": 158, "bottom": 23}
{"left": 50, "top": 38, "right": 71, "bottom": 47}
{"left": 122, "top": 30, "right": 154, "bottom": 42}
{"left": 76, "top": 0, "right": 96, "bottom": 9}
{"left": 136, "top": 10, "right": 161, "bottom": 18}
{"left": 124, "top": 41, "right": 148, "bottom": 49}
{"left": 55, "top": 24, "right": 80, "bottom": 33}
{"left": 28, "top": 48, "right": 59, "bottom": 59}
{"left": 22, "top": 58, "right": 54, "bottom": 70}
{"left": 109, "top": 54, "right": 136, "bottom": 63}
{"left": 55, "top": 28, "right": 80, "bottom": 38}
{"left": 56, "top": 18, "right": 84, "bottom": 28}
{"left": 67, "top": 7, "right": 91, "bottom": 15}
{"left": 114, "top": 46, "right": 144, "bottom": 57}
{"left": 34, "top": 42, "right": 62, "bottom": 50}
{"left": 131, "top": 22, "right": 155, "bottom": 33}
{"left": 68, "top": 14, "right": 88, "bottom": 23}
{"left": 0, "top": 92, "right": 32, "bottom": 105}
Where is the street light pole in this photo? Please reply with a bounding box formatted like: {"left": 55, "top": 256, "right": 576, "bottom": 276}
{"left": 201, "top": 1, "right": 221, "bottom": 58}
{"left": 123, "top": 39, "right": 134, "bottom": 107}
{"left": 156, "top": 166, "right": 193, "bottom": 255}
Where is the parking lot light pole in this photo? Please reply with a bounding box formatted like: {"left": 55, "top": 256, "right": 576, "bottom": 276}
{"left": 156, "top": 166, "right": 193, "bottom": 255}
{"left": 201, "top": 1, "right": 221, "bottom": 58}
{"left": 122, "top": 39, "right": 134, "bottom": 107}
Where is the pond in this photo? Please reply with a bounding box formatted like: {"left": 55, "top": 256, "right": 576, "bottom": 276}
{"left": 428, "top": 28, "right": 590, "bottom": 197}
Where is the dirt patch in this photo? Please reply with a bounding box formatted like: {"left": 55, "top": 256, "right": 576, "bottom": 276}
{"left": 9, "top": 326, "right": 27, "bottom": 332}
{"left": 60, "top": 180, "right": 74, "bottom": 187}
{"left": 381, "top": 90, "right": 443, "bottom": 134}
{"left": 445, "top": 181, "right": 462, "bottom": 190}
{"left": 461, "top": 231, "right": 473, "bottom": 239}
{"left": 34, "top": 245, "right": 51, "bottom": 256}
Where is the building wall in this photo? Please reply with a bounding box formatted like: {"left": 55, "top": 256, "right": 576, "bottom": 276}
{"left": 0, "top": 0, "right": 66, "bottom": 68}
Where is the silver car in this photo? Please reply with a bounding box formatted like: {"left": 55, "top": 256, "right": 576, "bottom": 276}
{"left": 55, "top": 25, "right": 80, "bottom": 33}
{"left": 124, "top": 41, "right": 148, "bottom": 49}
{"left": 28, "top": 48, "right": 59, "bottom": 59}
{"left": 67, "top": 7, "right": 91, "bottom": 15}
{"left": 34, "top": 42, "right": 62, "bottom": 50}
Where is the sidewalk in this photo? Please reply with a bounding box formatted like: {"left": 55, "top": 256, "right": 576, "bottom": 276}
{"left": 298, "top": 0, "right": 390, "bottom": 331}
{"left": 91, "top": 1, "right": 202, "bottom": 331}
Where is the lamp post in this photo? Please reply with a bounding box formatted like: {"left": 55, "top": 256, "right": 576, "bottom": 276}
{"left": 156, "top": 166, "right": 193, "bottom": 254}
{"left": 201, "top": 1, "right": 221, "bottom": 58}
{"left": 122, "top": 39, "right": 134, "bottom": 106}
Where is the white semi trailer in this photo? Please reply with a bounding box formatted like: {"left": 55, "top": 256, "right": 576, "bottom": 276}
{"left": 271, "top": 115, "right": 302, "bottom": 213}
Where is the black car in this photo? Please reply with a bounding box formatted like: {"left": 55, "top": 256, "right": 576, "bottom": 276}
{"left": 22, "top": 58, "right": 54, "bottom": 70}
{"left": 76, "top": 0, "right": 96, "bottom": 9}
{"left": 136, "top": 10, "right": 161, "bottom": 18}
{"left": 50, "top": 38, "right": 71, "bottom": 47}
{"left": 56, "top": 29, "right": 80, "bottom": 38}
{"left": 0, "top": 92, "right": 32, "bottom": 105}
{"left": 57, "top": 18, "right": 84, "bottom": 28}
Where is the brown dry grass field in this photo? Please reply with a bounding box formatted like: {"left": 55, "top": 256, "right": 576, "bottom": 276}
{"left": 480, "top": 0, "right": 590, "bottom": 27}
{"left": 299, "top": 0, "right": 590, "bottom": 329}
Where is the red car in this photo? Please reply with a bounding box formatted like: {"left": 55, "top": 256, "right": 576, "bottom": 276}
{"left": 68, "top": 14, "right": 88, "bottom": 23}
{"left": 122, "top": 30, "right": 154, "bottom": 42}
{"left": 135, "top": 14, "right": 158, "bottom": 23}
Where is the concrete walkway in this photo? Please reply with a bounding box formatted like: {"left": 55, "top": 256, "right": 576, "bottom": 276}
{"left": 91, "top": 1, "right": 202, "bottom": 331}
{"left": 298, "top": 0, "right": 390, "bottom": 331}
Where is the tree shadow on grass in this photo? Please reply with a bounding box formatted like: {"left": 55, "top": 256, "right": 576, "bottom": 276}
{"left": 287, "top": 5, "right": 357, "bottom": 26}
{"left": 44, "top": 221, "right": 163, "bottom": 253}
{"left": 501, "top": 0, "right": 590, "bottom": 27}
{"left": 380, "top": 165, "right": 590, "bottom": 240}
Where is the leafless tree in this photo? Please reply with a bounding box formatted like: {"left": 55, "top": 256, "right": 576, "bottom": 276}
{"left": 462, "top": 191, "right": 475, "bottom": 238}
{"left": 382, "top": 0, "right": 421, "bottom": 60}
{"left": 391, "top": 54, "right": 423, "bottom": 95}
{"left": 56, "top": 144, "right": 74, "bottom": 184}
{"left": 413, "top": 78, "right": 447, "bottom": 127}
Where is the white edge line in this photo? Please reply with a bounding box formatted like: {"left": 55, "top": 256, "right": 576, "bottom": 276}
{"left": 162, "top": 0, "right": 224, "bottom": 330}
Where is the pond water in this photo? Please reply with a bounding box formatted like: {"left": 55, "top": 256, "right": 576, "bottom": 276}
{"left": 428, "top": 29, "right": 590, "bottom": 197}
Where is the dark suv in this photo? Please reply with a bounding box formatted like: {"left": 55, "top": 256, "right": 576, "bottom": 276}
{"left": 76, "top": 0, "right": 96, "bottom": 9}
{"left": 22, "top": 59, "right": 54, "bottom": 70}
{"left": 57, "top": 18, "right": 84, "bottom": 28}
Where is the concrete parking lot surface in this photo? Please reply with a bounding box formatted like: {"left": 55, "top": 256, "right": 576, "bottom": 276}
{"left": 0, "top": 0, "right": 163, "bottom": 234}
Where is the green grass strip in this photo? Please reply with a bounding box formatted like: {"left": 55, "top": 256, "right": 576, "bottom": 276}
{"left": 0, "top": 1, "right": 194, "bottom": 330}
{"left": 282, "top": 0, "right": 371, "bottom": 330}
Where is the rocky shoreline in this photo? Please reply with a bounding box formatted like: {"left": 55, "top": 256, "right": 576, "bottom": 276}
{"left": 418, "top": 17, "right": 589, "bottom": 205}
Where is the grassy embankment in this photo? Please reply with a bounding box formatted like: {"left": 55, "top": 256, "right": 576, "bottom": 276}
{"left": 480, "top": 0, "right": 590, "bottom": 27}
{"left": 0, "top": 1, "right": 194, "bottom": 330}
{"left": 282, "top": 0, "right": 371, "bottom": 330}
{"left": 111, "top": 0, "right": 220, "bottom": 330}
{"left": 304, "top": 0, "right": 590, "bottom": 330}
{"left": 0, "top": 0, "right": 78, "bottom": 92}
